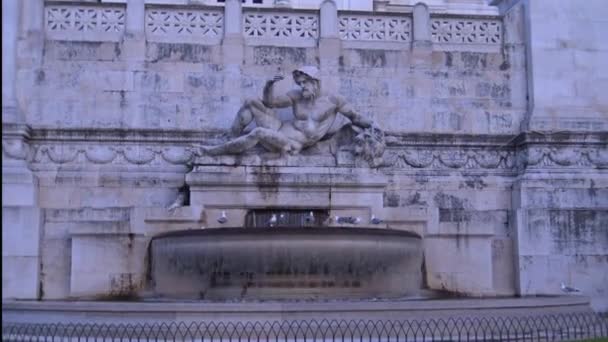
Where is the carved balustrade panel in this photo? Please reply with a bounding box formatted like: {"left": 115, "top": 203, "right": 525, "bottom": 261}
{"left": 45, "top": 4, "right": 126, "bottom": 42}
{"left": 338, "top": 14, "right": 412, "bottom": 43}
{"left": 145, "top": 8, "right": 224, "bottom": 44}
{"left": 243, "top": 10, "right": 319, "bottom": 46}
{"left": 430, "top": 17, "right": 503, "bottom": 52}
{"left": 430, "top": 17, "right": 502, "bottom": 47}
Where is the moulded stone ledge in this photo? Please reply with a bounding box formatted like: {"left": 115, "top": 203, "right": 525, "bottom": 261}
{"left": 140, "top": 206, "right": 205, "bottom": 224}
{"left": 130, "top": 206, "right": 206, "bottom": 235}
{"left": 187, "top": 166, "right": 388, "bottom": 189}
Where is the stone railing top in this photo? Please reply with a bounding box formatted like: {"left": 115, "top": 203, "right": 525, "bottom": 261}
{"left": 43, "top": 1, "right": 504, "bottom": 50}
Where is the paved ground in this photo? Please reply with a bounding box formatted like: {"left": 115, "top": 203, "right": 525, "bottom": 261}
{"left": 2, "top": 295, "right": 594, "bottom": 324}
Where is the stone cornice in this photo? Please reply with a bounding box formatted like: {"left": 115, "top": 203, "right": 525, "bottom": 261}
{"left": 21, "top": 128, "right": 608, "bottom": 147}
{"left": 513, "top": 131, "right": 608, "bottom": 147}
{"left": 3, "top": 127, "right": 606, "bottom": 171}
{"left": 2, "top": 123, "right": 33, "bottom": 140}
{"left": 30, "top": 127, "right": 224, "bottom": 143}
{"left": 386, "top": 132, "right": 515, "bottom": 147}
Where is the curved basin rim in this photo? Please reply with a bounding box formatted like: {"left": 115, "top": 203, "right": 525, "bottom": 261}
{"left": 152, "top": 227, "right": 422, "bottom": 240}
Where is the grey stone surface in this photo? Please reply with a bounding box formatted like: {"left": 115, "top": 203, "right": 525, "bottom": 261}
{"left": 1, "top": 296, "right": 593, "bottom": 324}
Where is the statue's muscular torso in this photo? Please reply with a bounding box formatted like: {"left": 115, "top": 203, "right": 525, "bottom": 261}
{"left": 280, "top": 90, "right": 342, "bottom": 147}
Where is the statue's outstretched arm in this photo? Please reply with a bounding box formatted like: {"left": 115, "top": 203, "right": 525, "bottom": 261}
{"left": 334, "top": 95, "right": 373, "bottom": 128}
{"left": 262, "top": 76, "right": 293, "bottom": 108}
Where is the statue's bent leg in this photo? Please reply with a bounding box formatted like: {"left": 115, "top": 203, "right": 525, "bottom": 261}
{"left": 256, "top": 128, "right": 302, "bottom": 155}
{"left": 231, "top": 99, "right": 281, "bottom": 136}
{"left": 201, "top": 127, "right": 299, "bottom": 156}
{"left": 201, "top": 133, "right": 260, "bottom": 156}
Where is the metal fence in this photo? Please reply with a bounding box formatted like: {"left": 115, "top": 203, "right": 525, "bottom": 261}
{"left": 3, "top": 312, "right": 608, "bottom": 342}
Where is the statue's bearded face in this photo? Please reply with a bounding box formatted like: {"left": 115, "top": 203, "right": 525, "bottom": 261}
{"left": 294, "top": 74, "right": 319, "bottom": 99}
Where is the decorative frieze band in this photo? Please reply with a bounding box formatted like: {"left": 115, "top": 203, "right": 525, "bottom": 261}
{"left": 5, "top": 128, "right": 606, "bottom": 172}
{"left": 519, "top": 146, "right": 608, "bottom": 169}
{"left": 338, "top": 14, "right": 412, "bottom": 42}
{"left": 19, "top": 143, "right": 606, "bottom": 171}
{"left": 29, "top": 145, "right": 197, "bottom": 166}
{"left": 382, "top": 148, "right": 515, "bottom": 170}
{"left": 145, "top": 8, "right": 224, "bottom": 44}
{"left": 45, "top": 4, "right": 126, "bottom": 42}
{"left": 430, "top": 17, "right": 502, "bottom": 45}
{"left": 243, "top": 11, "right": 318, "bottom": 45}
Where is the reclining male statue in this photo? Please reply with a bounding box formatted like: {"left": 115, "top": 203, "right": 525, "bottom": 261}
{"left": 197, "top": 66, "right": 383, "bottom": 162}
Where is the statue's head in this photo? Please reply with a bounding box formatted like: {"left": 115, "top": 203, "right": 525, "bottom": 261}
{"left": 293, "top": 66, "right": 320, "bottom": 99}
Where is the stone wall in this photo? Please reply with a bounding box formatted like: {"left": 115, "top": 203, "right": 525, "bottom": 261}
{"left": 523, "top": 0, "right": 608, "bottom": 131}
{"left": 2, "top": 0, "right": 607, "bottom": 311}
{"left": 19, "top": 2, "right": 514, "bottom": 134}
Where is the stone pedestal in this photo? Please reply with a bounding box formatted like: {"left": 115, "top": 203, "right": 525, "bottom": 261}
{"left": 187, "top": 165, "right": 388, "bottom": 227}
{"left": 510, "top": 133, "right": 608, "bottom": 311}
{"left": 512, "top": 171, "right": 608, "bottom": 309}
{"left": 2, "top": 124, "right": 41, "bottom": 299}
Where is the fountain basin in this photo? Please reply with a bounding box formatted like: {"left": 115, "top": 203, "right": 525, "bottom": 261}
{"left": 150, "top": 227, "right": 423, "bottom": 300}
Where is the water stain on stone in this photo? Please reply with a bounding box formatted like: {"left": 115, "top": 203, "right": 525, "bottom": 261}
{"left": 433, "top": 193, "right": 470, "bottom": 209}
{"left": 461, "top": 52, "right": 487, "bottom": 70}
{"left": 445, "top": 52, "right": 453, "bottom": 67}
{"left": 113, "top": 43, "right": 122, "bottom": 61}
{"left": 405, "top": 192, "right": 427, "bottom": 206}
{"left": 253, "top": 46, "right": 308, "bottom": 66}
{"left": 384, "top": 192, "right": 400, "bottom": 207}
{"left": 460, "top": 175, "right": 487, "bottom": 190}
{"left": 119, "top": 90, "right": 127, "bottom": 108}
{"left": 439, "top": 209, "right": 471, "bottom": 222}
{"left": 148, "top": 43, "right": 211, "bottom": 63}
{"left": 588, "top": 180, "right": 597, "bottom": 198}
{"left": 356, "top": 49, "right": 386, "bottom": 68}
{"left": 35, "top": 70, "right": 46, "bottom": 85}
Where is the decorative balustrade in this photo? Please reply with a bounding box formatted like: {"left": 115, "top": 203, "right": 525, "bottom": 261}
{"left": 43, "top": 2, "right": 503, "bottom": 51}
{"left": 243, "top": 10, "right": 319, "bottom": 46}
{"left": 145, "top": 8, "right": 224, "bottom": 44}
{"left": 210, "top": 0, "right": 275, "bottom": 8}
{"left": 45, "top": 4, "right": 126, "bottom": 42}
{"left": 338, "top": 14, "right": 411, "bottom": 42}
{"left": 430, "top": 17, "right": 502, "bottom": 46}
